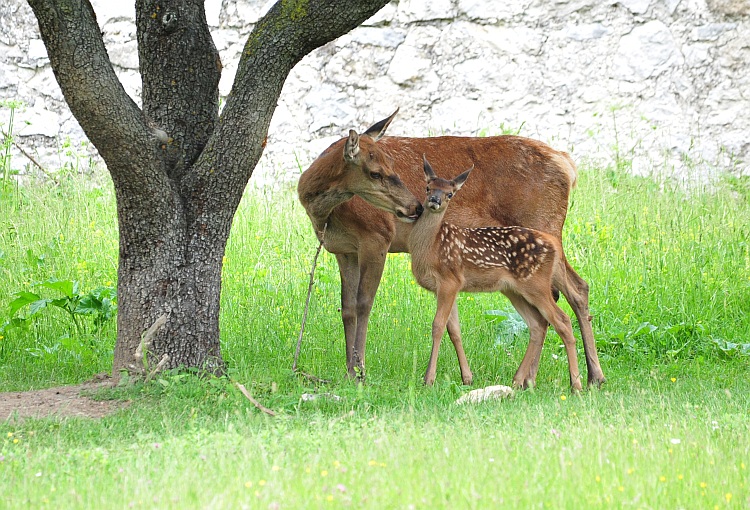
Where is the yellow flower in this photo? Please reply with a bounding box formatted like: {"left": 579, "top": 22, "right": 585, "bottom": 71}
{"left": 258, "top": 480, "right": 266, "bottom": 486}
{"left": 326, "top": 495, "right": 334, "bottom": 502}
{"left": 368, "top": 460, "right": 378, "bottom": 466}
{"left": 677, "top": 474, "right": 683, "bottom": 480}
{"left": 700, "top": 482, "right": 707, "bottom": 488}
{"left": 618, "top": 486, "right": 624, "bottom": 492}
{"left": 560, "top": 395, "right": 567, "bottom": 401}
{"left": 724, "top": 493, "right": 732, "bottom": 503}
{"left": 320, "top": 470, "right": 328, "bottom": 477}
{"left": 244, "top": 481, "right": 253, "bottom": 488}
{"left": 670, "top": 377, "right": 676, "bottom": 382}
{"left": 271, "top": 465, "right": 280, "bottom": 471}
{"left": 659, "top": 476, "right": 666, "bottom": 482}
{"left": 595, "top": 475, "right": 601, "bottom": 483}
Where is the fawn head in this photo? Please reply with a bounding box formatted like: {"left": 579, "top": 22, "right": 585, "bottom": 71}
{"left": 422, "top": 155, "right": 473, "bottom": 213}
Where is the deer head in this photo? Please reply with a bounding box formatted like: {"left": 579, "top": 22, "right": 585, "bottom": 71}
{"left": 339, "top": 109, "right": 422, "bottom": 222}
{"left": 422, "top": 155, "right": 473, "bottom": 213}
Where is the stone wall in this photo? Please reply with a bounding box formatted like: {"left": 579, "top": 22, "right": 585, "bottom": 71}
{"left": 1, "top": 0, "right": 748, "bottom": 185}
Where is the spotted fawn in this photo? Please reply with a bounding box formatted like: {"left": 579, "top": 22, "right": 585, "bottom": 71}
{"left": 408, "top": 156, "right": 583, "bottom": 391}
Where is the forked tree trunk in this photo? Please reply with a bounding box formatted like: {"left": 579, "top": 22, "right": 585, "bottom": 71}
{"left": 27, "top": 0, "right": 390, "bottom": 376}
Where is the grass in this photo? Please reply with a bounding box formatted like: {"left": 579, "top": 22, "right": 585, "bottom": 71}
{"left": 1, "top": 165, "right": 749, "bottom": 508}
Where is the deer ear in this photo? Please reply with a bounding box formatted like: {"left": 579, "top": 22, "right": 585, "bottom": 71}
{"left": 363, "top": 108, "right": 399, "bottom": 141}
{"left": 452, "top": 165, "right": 474, "bottom": 190}
{"left": 344, "top": 129, "right": 360, "bottom": 161}
{"left": 423, "top": 154, "right": 438, "bottom": 182}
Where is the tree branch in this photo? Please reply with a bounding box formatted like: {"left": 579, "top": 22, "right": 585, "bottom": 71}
{"left": 181, "top": 0, "right": 390, "bottom": 220}
{"left": 26, "top": 0, "right": 161, "bottom": 187}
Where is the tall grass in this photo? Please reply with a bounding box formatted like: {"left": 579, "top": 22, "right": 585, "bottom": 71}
{"left": 1, "top": 163, "right": 749, "bottom": 508}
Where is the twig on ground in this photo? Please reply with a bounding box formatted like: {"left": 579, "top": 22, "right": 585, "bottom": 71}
{"left": 235, "top": 382, "right": 276, "bottom": 417}
{"left": 145, "top": 354, "right": 170, "bottom": 383}
{"left": 296, "top": 370, "right": 331, "bottom": 385}
{"left": 292, "top": 223, "right": 328, "bottom": 379}
{"left": 129, "top": 314, "right": 168, "bottom": 376}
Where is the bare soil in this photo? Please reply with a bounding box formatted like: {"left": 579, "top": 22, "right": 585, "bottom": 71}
{"left": 0, "top": 376, "right": 129, "bottom": 422}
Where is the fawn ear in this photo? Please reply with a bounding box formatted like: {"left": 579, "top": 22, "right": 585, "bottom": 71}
{"left": 452, "top": 165, "right": 474, "bottom": 191}
{"left": 363, "top": 108, "right": 399, "bottom": 141}
{"left": 423, "top": 154, "right": 437, "bottom": 182}
{"left": 344, "top": 129, "right": 360, "bottom": 161}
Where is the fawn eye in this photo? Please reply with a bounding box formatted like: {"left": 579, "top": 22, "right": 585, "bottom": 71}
{"left": 426, "top": 187, "right": 430, "bottom": 193}
{"left": 447, "top": 192, "right": 453, "bottom": 199}
{"left": 370, "top": 172, "right": 382, "bottom": 180}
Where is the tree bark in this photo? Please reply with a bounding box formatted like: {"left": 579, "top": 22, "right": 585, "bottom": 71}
{"left": 26, "top": 0, "right": 390, "bottom": 376}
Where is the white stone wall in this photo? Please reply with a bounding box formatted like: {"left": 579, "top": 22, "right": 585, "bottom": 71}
{"left": 1, "top": 0, "right": 748, "bottom": 184}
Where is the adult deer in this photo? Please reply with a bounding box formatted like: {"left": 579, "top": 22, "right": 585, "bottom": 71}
{"left": 297, "top": 110, "right": 605, "bottom": 388}
{"left": 409, "top": 157, "right": 583, "bottom": 390}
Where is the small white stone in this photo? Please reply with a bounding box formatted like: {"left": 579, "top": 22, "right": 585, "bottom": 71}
{"left": 455, "top": 385, "right": 514, "bottom": 404}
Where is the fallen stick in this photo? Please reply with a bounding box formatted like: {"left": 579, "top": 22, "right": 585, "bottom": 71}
{"left": 292, "top": 223, "right": 328, "bottom": 380}
{"left": 235, "top": 382, "right": 276, "bottom": 417}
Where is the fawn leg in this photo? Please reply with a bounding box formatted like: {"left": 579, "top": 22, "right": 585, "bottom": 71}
{"left": 533, "top": 295, "right": 583, "bottom": 392}
{"left": 506, "top": 292, "right": 549, "bottom": 390}
{"left": 446, "top": 300, "right": 473, "bottom": 385}
{"left": 424, "top": 284, "right": 460, "bottom": 386}
{"left": 556, "top": 256, "right": 605, "bottom": 387}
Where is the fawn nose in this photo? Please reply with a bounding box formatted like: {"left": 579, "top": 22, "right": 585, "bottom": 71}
{"left": 428, "top": 195, "right": 441, "bottom": 206}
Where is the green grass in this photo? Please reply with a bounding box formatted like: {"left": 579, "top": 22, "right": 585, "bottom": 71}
{"left": 1, "top": 167, "right": 749, "bottom": 508}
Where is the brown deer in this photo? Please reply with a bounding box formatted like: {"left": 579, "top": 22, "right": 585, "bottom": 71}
{"left": 297, "top": 109, "right": 604, "bottom": 388}
{"left": 409, "top": 157, "right": 583, "bottom": 391}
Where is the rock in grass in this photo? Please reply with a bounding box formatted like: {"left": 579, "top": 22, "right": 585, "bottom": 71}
{"left": 301, "top": 393, "right": 342, "bottom": 402}
{"left": 455, "top": 385, "right": 514, "bottom": 404}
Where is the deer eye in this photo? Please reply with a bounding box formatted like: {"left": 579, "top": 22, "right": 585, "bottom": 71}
{"left": 426, "top": 187, "right": 430, "bottom": 193}
{"left": 447, "top": 192, "right": 453, "bottom": 199}
{"left": 370, "top": 172, "right": 382, "bottom": 180}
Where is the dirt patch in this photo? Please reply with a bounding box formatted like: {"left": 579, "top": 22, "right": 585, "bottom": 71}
{"left": 0, "top": 378, "right": 129, "bottom": 422}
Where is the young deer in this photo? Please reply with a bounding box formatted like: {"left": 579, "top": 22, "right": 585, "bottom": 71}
{"left": 409, "top": 157, "right": 584, "bottom": 391}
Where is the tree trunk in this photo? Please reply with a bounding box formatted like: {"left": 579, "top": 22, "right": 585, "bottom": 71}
{"left": 26, "top": 0, "right": 391, "bottom": 377}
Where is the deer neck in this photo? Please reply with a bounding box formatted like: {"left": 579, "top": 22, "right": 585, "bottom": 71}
{"left": 298, "top": 163, "right": 354, "bottom": 236}
{"left": 409, "top": 206, "right": 448, "bottom": 260}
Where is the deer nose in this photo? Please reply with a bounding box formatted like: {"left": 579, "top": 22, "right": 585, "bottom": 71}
{"left": 428, "top": 195, "right": 441, "bottom": 206}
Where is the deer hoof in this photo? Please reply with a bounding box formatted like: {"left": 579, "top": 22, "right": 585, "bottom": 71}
{"left": 587, "top": 373, "right": 606, "bottom": 388}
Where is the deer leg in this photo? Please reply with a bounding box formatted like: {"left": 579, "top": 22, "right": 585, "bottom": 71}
{"left": 335, "top": 254, "right": 361, "bottom": 377}
{"left": 532, "top": 295, "right": 583, "bottom": 392}
{"left": 349, "top": 246, "right": 387, "bottom": 380}
{"left": 425, "top": 284, "right": 460, "bottom": 386}
{"left": 557, "top": 257, "right": 606, "bottom": 387}
{"left": 506, "top": 292, "right": 549, "bottom": 390}
{"left": 446, "top": 300, "right": 473, "bottom": 385}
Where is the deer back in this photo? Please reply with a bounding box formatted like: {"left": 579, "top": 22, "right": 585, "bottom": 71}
{"left": 300, "top": 126, "right": 575, "bottom": 255}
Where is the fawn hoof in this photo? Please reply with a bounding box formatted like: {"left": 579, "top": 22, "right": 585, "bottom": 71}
{"left": 462, "top": 375, "right": 474, "bottom": 386}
